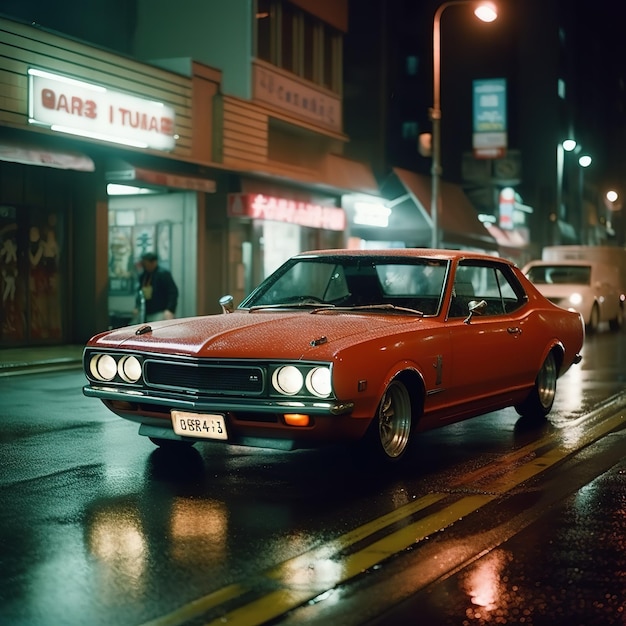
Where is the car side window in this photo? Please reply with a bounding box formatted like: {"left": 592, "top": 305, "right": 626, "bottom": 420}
{"left": 450, "top": 262, "right": 526, "bottom": 317}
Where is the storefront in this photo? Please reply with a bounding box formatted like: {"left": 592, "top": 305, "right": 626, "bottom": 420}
{"left": 0, "top": 17, "right": 220, "bottom": 347}
{"left": 106, "top": 160, "right": 218, "bottom": 327}
{"left": 225, "top": 178, "right": 346, "bottom": 304}
{"left": 0, "top": 135, "right": 96, "bottom": 345}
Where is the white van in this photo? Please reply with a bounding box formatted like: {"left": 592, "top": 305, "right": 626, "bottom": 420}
{"left": 541, "top": 245, "right": 626, "bottom": 296}
{"left": 522, "top": 259, "right": 622, "bottom": 333}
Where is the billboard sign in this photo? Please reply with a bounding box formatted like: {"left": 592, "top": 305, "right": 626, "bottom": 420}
{"left": 473, "top": 78, "right": 507, "bottom": 159}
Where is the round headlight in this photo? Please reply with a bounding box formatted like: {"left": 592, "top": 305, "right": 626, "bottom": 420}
{"left": 272, "top": 365, "right": 304, "bottom": 395}
{"left": 118, "top": 355, "right": 142, "bottom": 383}
{"left": 90, "top": 354, "right": 117, "bottom": 381}
{"left": 306, "top": 367, "right": 331, "bottom": 397}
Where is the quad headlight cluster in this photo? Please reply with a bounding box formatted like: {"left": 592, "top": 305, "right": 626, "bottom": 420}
{"left": 89, "top": 353, "right": 143, "bottom": 383}
{"left": 271, "top": 364, "right": 332, "bottom": 398}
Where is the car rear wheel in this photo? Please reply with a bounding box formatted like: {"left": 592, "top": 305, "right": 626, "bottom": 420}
{"left": 362, "top": 379, "right": 414, "bottom": 464}
{"left": 587, "top": 303, "right": 600, "bottom": 333}
{"left": 609, "top": 303, "right": 623, "bottom": 332}
{"left": 515, "top": 351, "right": 558, "bottom": 417}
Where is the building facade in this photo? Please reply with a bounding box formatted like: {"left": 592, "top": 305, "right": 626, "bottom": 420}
{"left": 0, "top": 2, "right": 385, "bottom": 348}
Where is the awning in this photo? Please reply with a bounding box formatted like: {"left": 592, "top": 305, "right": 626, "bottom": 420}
{"left": 391, "top": 167, "right": 498, "bottom": 250}
{"left": 0, "top": 140, "right": 94, "bottom": 171}
{"left": 485, "top": 224, "right": 528, "bottom": 249}
{"left": 323, "top": 154, "right": 380, "bottom": 195}
{"left": 108, "top": 161, "right": 216, "bottom": 193}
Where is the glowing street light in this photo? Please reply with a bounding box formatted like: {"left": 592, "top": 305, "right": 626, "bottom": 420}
{"left": 554, "top": 138, "right": 578, "bottom": 243}
{"left": 430, "top": 1, "right": 498, "bottom": 249}
{"left": 562, "top": 139, "right": 577, "bottom": 152}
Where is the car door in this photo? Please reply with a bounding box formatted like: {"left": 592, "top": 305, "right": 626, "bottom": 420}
{"left": 445, "top": 261, "right": 535, "bottom": 415}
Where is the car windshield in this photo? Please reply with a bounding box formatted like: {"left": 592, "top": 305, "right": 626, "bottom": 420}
{"left": 240, "top": 256, "right": 449, "bottom": 316}
{"left": 526, "top": 264, "right": 591, "bottom": 285}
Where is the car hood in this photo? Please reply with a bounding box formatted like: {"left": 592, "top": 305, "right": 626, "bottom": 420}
{"left": 88, "top": 310, "right": 424, "bottom": 360}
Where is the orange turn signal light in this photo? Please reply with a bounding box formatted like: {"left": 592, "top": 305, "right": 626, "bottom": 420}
{"left": 283, "top": 413, "right": 310, "bottom": 427}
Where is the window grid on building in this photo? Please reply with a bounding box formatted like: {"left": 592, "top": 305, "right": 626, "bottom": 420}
{"left": 254, "top": 0, "right": 343, "bottom": 94}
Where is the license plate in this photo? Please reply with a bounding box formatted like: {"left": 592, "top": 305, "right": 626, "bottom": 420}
{"left": 171, "top": 410, "right": 228, "bottom": 440}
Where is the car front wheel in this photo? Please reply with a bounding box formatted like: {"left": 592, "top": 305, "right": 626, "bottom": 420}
{"left": 362, "top": 379, "right": 414, "bottom": 464}
{"left": 515, "top": 351, "right": 558, "bottom": 417}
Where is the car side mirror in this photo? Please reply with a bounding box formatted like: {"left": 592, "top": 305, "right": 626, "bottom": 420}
{"left": 219, "top": 294, "right": 235, "bottom": 314}
{"left": 464, "top": 299, "right": 487, "bottom": 324}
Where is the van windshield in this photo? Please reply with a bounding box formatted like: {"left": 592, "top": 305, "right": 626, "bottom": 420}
{"left": 526, "top": 265, "right": 591, "bottom": 285}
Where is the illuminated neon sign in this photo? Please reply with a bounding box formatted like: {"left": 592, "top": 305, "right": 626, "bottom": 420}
{"left": 228, "top": 193, "right": 345, "bottom": 231}
{"left": 28, "top": 68, "right": 177, "bottom": 150}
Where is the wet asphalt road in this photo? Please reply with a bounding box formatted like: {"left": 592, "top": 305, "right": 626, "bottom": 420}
{"left": 1, "top": 328, "right": 626, "bottom": 625}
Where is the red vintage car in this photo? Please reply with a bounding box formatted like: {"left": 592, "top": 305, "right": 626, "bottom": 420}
{"left": 83, "top": 249, "right": 584, "bottom": 465}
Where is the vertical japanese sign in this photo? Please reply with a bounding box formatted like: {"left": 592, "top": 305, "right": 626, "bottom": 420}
{"left": 473, "top": 78, "right": 507, "bottom": 159}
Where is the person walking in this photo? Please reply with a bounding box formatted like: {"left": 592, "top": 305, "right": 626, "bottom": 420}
{"left": 136, "top": 252, "right": 178, "bottom": 322}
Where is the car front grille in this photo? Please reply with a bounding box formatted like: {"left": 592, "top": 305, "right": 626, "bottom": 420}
{"left": 144, "top": 360, "right": 265, "bottom": 395}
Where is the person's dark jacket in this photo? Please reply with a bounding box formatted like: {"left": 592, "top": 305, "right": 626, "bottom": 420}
{"left": 138, "top": 266, "right": 178, "bottom": 316}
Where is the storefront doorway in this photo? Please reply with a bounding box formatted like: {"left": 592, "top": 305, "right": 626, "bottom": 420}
{"left": 107, "top": 189, "right": 198, "bottom": 328}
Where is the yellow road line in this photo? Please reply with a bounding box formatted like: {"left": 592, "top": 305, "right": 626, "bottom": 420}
{"left": 145, "top": 400, "right": 626, "bottom": 626}
{"left": 205, "top": 589, "right": 315, "bottom": 626}
{"left": 334, "top": 493, "right": 496, "bottom": 577}
{"left": 143, "top": 492, "right": 447, "bottom": 626}
{"left": 450, "top": 392, "right": 626, "bottom": 490}
{"left": 487, "top": 410, "right": 626, "bottom": 493}
{"left": 141, "top": 584, "right": 244, "bottom": 626}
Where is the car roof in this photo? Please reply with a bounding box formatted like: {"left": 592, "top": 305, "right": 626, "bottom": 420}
{"left": 296, "top": 248, "right": 513, "bottom": 264}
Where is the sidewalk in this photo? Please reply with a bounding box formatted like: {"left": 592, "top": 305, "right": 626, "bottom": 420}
{"left": 0, "top": 344, "right": 84, "bottom": 376}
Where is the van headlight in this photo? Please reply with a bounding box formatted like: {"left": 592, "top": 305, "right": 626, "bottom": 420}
{"left": 569, "top": 292, "right": 583, "bottom": 306}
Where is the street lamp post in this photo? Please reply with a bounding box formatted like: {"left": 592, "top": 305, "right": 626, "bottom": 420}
{"left": 578, "top": 154, "right": 591, "bottom": 244}
{"left": 430, "top": 1, "right": 497, "bottom": 249}
{"left": 554, "top": 138, "right": 576, "bottom": 244}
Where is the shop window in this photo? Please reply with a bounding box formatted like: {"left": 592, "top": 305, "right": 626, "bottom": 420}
{"left": 406, "top": 55, "right": 418, "bottom": 76}
{"left": 254, "top": 0, "right": 342, "bottom": 95}
{"left": 256, "top": 0, "right": 273, "bottom": 63}
{"left": 280, "top": 2, "right": 295, "bottom": 73}
{"left": 303, "top": 14, "right": 315, "bottom": 82}
{"left": 322, "top": 25, "right": 342, "bottom": 92}
{"left": 0, "top": 204, "right": 65, "bottom": 344}
{"left": 402, "top": 121, "right": 418, "bottom": 140}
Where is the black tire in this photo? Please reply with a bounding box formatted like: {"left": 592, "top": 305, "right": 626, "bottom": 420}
{"left": 587, "top": 303, "right": 600, "bottom": 334}
{"left": 362, "top": 379, "right": 414, "bottom": 464}
{"left": 609, "top": 303, "right": 623, "bottom": 332}
{"left": 515, "top": 351, "right": 558, "bottom": 417}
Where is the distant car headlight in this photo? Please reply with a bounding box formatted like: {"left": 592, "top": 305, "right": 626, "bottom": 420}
{"left": 305, "top": 367, "right": 331, "bottom": 397}
{"left": 90, "top": 354, "right": 117, "bottom": 381}
{"left": 272, "top": 365, "right": 304, "bottom": 395}
{"left": 569, "top": 292, "right": 583, "bottom": 306}
{"left": 118, "top": 355, "right": 142, "bottom": 383}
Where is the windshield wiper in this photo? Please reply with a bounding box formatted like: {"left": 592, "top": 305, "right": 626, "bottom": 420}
{"left": 318, "top": 303, "right": 424, "bottom": 316}
{"left": 248, "top": 302, "right": 336, "bottom": 312}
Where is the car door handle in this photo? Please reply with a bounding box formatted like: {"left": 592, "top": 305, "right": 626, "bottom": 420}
{"left": 507, "top": 327, "right": 522, "bottom": 335}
